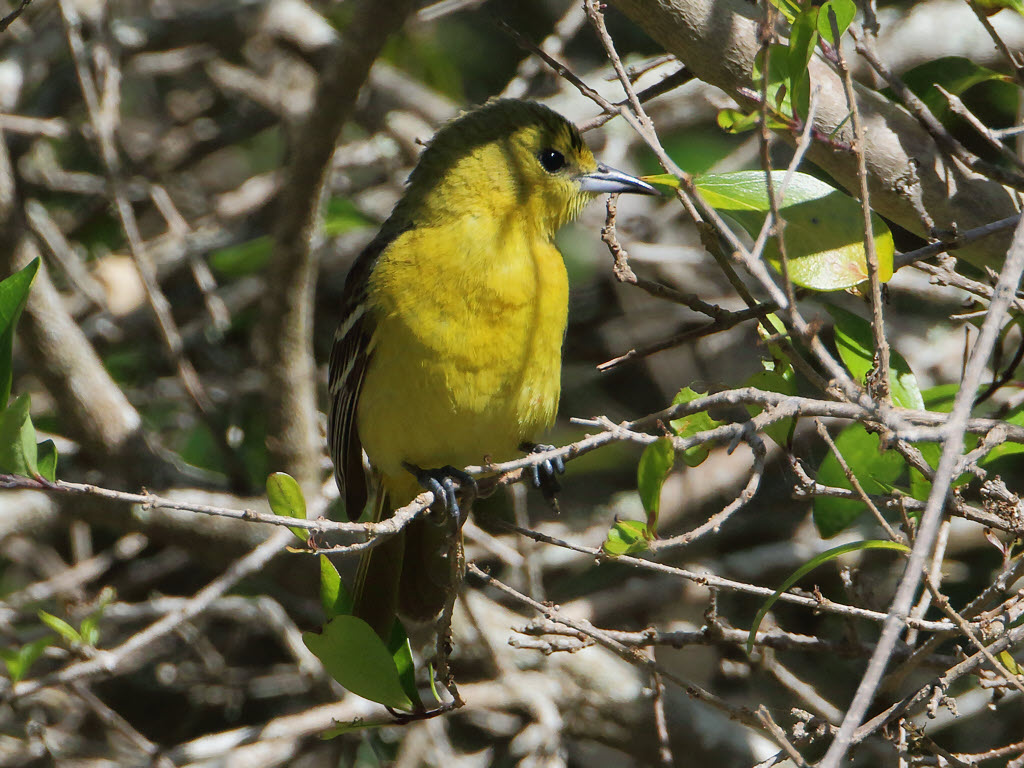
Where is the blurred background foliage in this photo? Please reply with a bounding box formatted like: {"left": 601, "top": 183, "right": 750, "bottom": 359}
{"left": 2, "top": 0, "right": 1024, "bottom": 765}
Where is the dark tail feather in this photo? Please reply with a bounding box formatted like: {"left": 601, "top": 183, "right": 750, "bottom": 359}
{"left": 352, "top": 487, "right": 404, "bottom": 641}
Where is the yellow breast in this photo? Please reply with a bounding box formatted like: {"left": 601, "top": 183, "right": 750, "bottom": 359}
{"left": 356, "top": 216, "right": 568, "bottom": 502}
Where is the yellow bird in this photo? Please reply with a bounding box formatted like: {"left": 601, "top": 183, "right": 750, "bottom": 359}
{"left": 328, "top": 99, "right": 656, "bottom": 639}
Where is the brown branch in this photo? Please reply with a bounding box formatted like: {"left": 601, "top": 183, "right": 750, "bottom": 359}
{"left": 259, "top": 0, "right": 416, "bottom": 491}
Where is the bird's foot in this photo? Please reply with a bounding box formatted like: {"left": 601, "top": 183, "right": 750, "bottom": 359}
{"left": 519, "top": 442, "right": 565, "bottom": 505}
{"left": 404, "top": 463, "right": 477, "bottom": 521}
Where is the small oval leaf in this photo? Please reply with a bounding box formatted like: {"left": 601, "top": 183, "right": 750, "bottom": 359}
{"left": 267, "top": 472, "right": 308, "bottom": 541}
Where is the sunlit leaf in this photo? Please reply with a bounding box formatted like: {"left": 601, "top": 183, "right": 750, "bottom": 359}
{"left": 320, "top": 555, "right": 354, "bottom": 619}
{"left": 38, "top": 611, "right": 81, "bottom": 645}
{"left": 267, "top": 472, "right": 308, "bottom": 541}
{"left": 695, "top": 171, "right": 894, "bottom": 291}
{"left": 639, "top": 173, "right": 680, "bottom": 189}
{"left": 36, "top": 439, "right": 58, "bottom": 483}
{"left": 668, "top": 387, "right": 722, "bottom": 468}
{"left": 602, "top": 519, "right": 650, "bottom": 557}
{"left": 0, "top": 258, "right": 39, "bottom": 407}
{"left": 818, "top": 0, "right": 856, "bottom": 43}
{"left": 0, "top": 394, "right": 38, "bottom": 479}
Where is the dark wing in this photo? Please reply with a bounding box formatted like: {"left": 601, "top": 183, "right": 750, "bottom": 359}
{"left": 328, "top": 232, "right": 391, "bottom": 521}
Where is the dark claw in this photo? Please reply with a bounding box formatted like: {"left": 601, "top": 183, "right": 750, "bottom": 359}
{"left": 405, "top": 463, "right": 477, "bottom": 522}
{"left": 519, "top": 443, "right": 565, "bottom": 502}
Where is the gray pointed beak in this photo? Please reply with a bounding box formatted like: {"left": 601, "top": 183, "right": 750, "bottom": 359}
{"left": 577, "top": 164, "right": 659, "bottom": 196}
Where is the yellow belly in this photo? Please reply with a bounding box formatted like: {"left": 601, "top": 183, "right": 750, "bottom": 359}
{"left": 357, "top": 219, "right": 568, "bottom": 503}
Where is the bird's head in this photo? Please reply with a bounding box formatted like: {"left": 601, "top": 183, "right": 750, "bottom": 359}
{"left": 393, "top": 99, "right": 657, "bottom": 237}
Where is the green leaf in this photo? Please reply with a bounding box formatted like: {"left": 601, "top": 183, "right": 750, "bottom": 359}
{"left": 35, "top": 439, "right": 58, "bottom": 482}
{"left": 638, "top": 437, "right": 675, "bottom": 534}
{"left": 266, "top": 472, "right": 308, "bottom": 541}
{"left": 0, "top": 258, "right": 39, "bottom": 408}
{"left": 767, "top": 0, "right": 801, "bottom": 22}
{"left": 826, "top": 303, "right": 925, "bottom": 410}
{"left": 818, "top": 0, "right": 856, "bottom": 44}
{"left": 0, "top": 394, "right": 38, "bottom": 479}
{"left": 78, "top": 586, "right": 115, "bottom": 648}
{"left": 602, "top": 519, "right": 650, "bottom": 557}
{"left": 303, "top": 615, "right": 415, "bottom": 711}
{"left": 999, "top": 650, "right": 1021, "bottom": 675}
{"left": 38, "top": 611, "right": 82, "bottom": 645}
{"left": 639, "top": 173, "right": 680, "bottom": 189}
{"left": 320, "top": 555, "right": 354, "bottom": 619}
{"left": 753, "top": 44, "right": 797, "bottom": 119}
{"left": 788, "top": 5, "right": 819, "bottom": 118}
{"left": 695, "top": 171, "right": 894, "bottom": 291}
{"left": 0, "top": 636, "right": 53, "bottom": 683}
{"left": 209, "top": 236, "right": 272, "bottom": 277}
{"left": 387, "top": 620, "right": 420, "bottom": 707}
{"left": 813, "top": 423, "right": 907, "bottom": 537}
{"left": 668, "top": 386, "right": 722, "bottom": 467}
{"left": 892, "top": 56, "right": 1013, "bottom": 125}
{"left": 324, "top": 197, "right": 372, "bottom": 238}
{"left": 717, "top": 108, "right": 758, "bottom": 133}
{"left": 747, "top": 539, "right": 909, "bottom": 653}
{"left": 745, "top": 368, "right": 798, "bottom": 448}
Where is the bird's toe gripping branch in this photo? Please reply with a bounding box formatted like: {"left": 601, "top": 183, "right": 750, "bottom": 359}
{"left": 520, "top": 442, "right": 565, "bottom": 502}
{"left": 405, "top": 463, "right": 478, "bottom": 521}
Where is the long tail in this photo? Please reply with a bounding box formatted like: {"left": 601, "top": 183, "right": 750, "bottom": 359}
{"left": 352, "top": 482, "right": 404, "bottom": 641}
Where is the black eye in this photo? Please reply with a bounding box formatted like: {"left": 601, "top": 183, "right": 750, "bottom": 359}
{"left": 539, "top": 148, "right": 566, "bottom": 173}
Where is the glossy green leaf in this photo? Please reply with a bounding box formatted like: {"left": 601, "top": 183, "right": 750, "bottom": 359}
{"left": 668, "top": 387, "right": 721, "bottom": 467}
{"left": 267, "top": 472, "right": 308, "bottom": 541}
{"left": 638, "top": 437, "right": 675, "bottom": 534}
{"left": 0, "top": 394, "right": 38, "bottom": 479}
{"left": 0, "top": 258, "right": 39, "bottom": 408}
{"left": 826, "top": 304, "right": 925, "bottom": 410}
{"left": 747, "top": 539, "right": 909, "bottom": 653}
{"left": 304, "top": 615, "right": 414, "bottom": 711}
{"left": 0, "top": 636, "right": 53, "bottom": 683}
{"left": 639, "top": 173, "right": 680, "bottom": 189}
{"left": 320, "top": 555, "right": 354, "bottom": 619}
{"left": 38, "top": 611, "right": 81, "bottom": 645}
{"left": 387, "top": 620, "right": 420, "bottom": 707}
{"left": 814, "top": 423, "right": 907, "bottom": 537}
{"left": 36, "top": 439, "right": 57, "bottom": 483}
{"left": 817, "top": 0, "right": 856, "bottom": 43}
{"left": 696, "top": 171, "right": 894, "bottom": 291}
{"left": 602, "top": 519, "right": 650, "bottom": 557}
{"left": 788, "top": 6, "right": 819, "bottom": 118}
